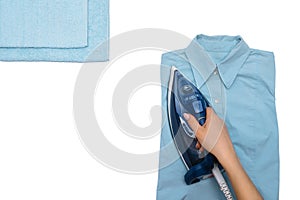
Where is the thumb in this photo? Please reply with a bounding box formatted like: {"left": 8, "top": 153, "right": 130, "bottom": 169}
{"left": 183, "top": 113, "right": 205, "bottom": 140}
{"left": 203, "top": 107, "right": 213, "bottom": 126}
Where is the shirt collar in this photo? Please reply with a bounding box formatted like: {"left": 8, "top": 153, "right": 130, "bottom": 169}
{"left": 185, "top": 34, "right": 251, "bottom": 88}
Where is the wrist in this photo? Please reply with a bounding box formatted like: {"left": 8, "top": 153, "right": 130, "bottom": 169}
{"left": 217, "top": 150, "right": 240, "bottom": 171}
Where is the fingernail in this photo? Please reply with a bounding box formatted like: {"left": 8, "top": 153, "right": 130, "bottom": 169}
{"left": 200, "top": 147, "right": 205, "bottom": 153}
{"left": 183, "top": 113, "right": 190, "bottom": 120}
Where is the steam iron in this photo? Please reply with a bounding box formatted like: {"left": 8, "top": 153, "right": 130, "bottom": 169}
{"left": 167, "top": 67, "right": 233, "bottom": 199}
{"left": 167, "top": 66, "right": 215, "bottom": 184}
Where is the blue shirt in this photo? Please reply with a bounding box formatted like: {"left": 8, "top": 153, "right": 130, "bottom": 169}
{"left": 157, "top": 34, "right": 279, "bottom": 200}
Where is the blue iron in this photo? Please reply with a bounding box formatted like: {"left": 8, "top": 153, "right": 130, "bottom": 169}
{"left": 167, "top": 67, "right": 233, "bottom": 200}
{"left": 167, "top": 66, "right": 216, "bottom": 184}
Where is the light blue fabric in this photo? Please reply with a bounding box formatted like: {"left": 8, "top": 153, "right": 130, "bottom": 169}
{"left": 0, "top": 0, "right": 87, "bottom": 48}
{"left": 0, "top": 0, "right": 109, "bottom": 62}
{"left": 157, "top": 35, "right": 279, "bottom": 200}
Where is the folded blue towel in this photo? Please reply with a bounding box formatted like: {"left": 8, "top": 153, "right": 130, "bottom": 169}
{"left": 0, "top": 0, "right": 109, "bottom": 62}
{"left": 0, "top": 0, "right": 88, "bottom": 48}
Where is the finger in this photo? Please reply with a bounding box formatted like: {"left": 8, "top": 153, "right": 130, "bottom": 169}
{"left": 202, "top": 107, "right": 225, "bottom": 153}
{"left": 205, "top": 107, "right": 213, "bottom": 122}
{"left": 200, "top": 147, "right": 205, "bottom": 152}
{"left": 206, "top": 107, "right": 213, "bottom": 116}
{"left": 183, "top": 113, "right": 203, "bottom": 131}
{"left": 183, "top": 113, "right": 204, "bottom": 139}
{"left": 195, "top": 142, "right": 201, "bottom": 149}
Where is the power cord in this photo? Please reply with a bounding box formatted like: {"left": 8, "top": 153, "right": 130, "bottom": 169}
{"left": 212, "top": 163, "right": 233, "bottom": 200}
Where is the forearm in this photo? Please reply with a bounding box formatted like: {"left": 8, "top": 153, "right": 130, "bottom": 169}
{"left": 185, "top": 111, "right": 263, "bottom": 199}
{"left": 220, "top": 154, "right": 263, "bottom": 200}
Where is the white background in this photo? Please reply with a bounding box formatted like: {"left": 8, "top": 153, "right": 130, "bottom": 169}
{"left": 0, "top": 0, "right": 299, "bottom": 199}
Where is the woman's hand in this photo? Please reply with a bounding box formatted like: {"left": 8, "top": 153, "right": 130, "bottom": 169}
{"left": 184, "top": 108, "right": 263, "bottom": 200}
{"left": 183, "top": 107, "right": 236, "bottom": 165}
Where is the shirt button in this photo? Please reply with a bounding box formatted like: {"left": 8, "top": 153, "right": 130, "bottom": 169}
{"left": 214, "top": 99, "right": 220, "bottom": 104}
{"left": 214, "top": 70, "right": 218, "bottom": 75}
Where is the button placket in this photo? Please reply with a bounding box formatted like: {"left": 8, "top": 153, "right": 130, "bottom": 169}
{"left": 205, "top": 71, "right": 225, "bottom": 118}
